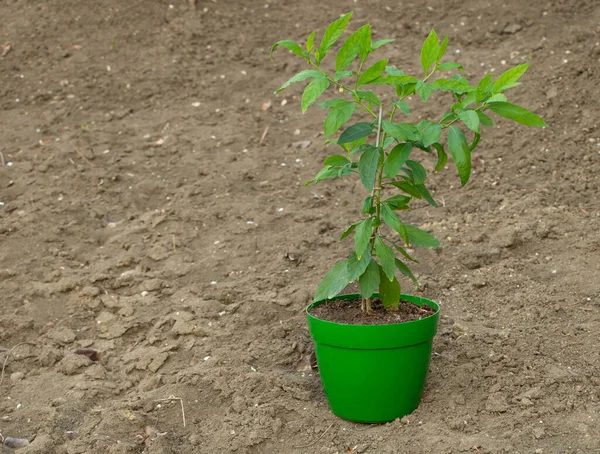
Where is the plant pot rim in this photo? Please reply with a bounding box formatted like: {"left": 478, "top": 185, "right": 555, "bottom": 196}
{"left": 306, "top": 292, "right": 440, "bottom": 327}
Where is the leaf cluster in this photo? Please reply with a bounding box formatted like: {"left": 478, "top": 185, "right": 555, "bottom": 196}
{"left": 272, "top": 13, "right": 546, "bottom": 308}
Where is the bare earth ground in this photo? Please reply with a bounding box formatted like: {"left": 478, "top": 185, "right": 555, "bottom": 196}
{"left": 1, "top": 0, "right": 600, "bottom": 453}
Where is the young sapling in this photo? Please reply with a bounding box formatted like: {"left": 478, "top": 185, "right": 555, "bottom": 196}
{"left": 272, "top": 12, "right": 546, "bottom": 314}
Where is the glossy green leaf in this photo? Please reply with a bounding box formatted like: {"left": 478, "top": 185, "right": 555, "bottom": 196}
{"left": 357, "top": 23, "right": 372, "bottom": 63}
{"left": 438, "top": 36, "right": 448, "bottom": 61}
{"left": 383, "top": 194, "right": 411, "bottom": 210}
{"left": 422, "top": 123, "right": 442, "bottom": 147}
{"left": 305, "top": 166, "right": 337, "bottom": 185}
{"left": 493, "top": 63, "right": 529, "bottom": 93}
{"left": 447, "top": 126, "right": 471, "bottom": 186}
{"left": 431, "top": 79, "right": 475, "bottom": 94}
{"left": 323, "top": 154, "right": 351, "bottom": 167}
{"left": 379, "top": 272, "right": 401, "bottom": 307}
{"left": 416, "top": 80, "right": 433, "bottom": 102}
{"left": 357, "top": 90, "right": 381, "bottom": 106}
{"left": 306, "top": 31, "right": 316, "bottom": 52}
{"left": 392, "top": 100, "right": 410, "bottom": 115}
{"left": 381, "top": 204, "right": 409, "bottom": 245}
{"left": 336, "top": 23, "right": 370, "bottom": 71}
{"left": 270, "top": 40, "right": 307, "bottom": 60}
{"left": 318, "top": 98, "right": 349, "bottom": 108}
{"left": 405, "top": 224, "right": 440, "bottom": 248}
{"left": 415, "top": 183, "right": 438, "bottom": 207}
{"left": 324, "top": 102, "right": 356, "bottom": 136}
{"left": 384, "top": 142, "right": 412, "bottom": 178}
{"left": 358, "top": 59, "right": 388, "bottom": 86}
{"left": 340, "top": 220, "right": 361, "bottom": 240}
{"left": 314, "top": 260, "right": 349, "bottom": 301}
{"left": 382, "top": 121, "right": 419, "bottom": 142}
{"left": 391, "top": 241, "right": 419, "bottom": 263}
{"left": 405, "top": 160, "right": 426, "bottom": 185}
{"left": 347, "top": 251, "right": 371, "bottom": 281}
{"left": 437, "top": 62, "right": 464, "bottom": 72}
{"left": 334, "top": 70, "right": 354, "bottom": 81}
{"left": 358, "top": 145, "right": 381, "bottom": 192}
{"left": 390, "top": 180, "right": 422, "bottom": 199}
{"left": 318, "top": 12, "right": 353, "bottom": 62}
{"left": 354, "top": 217, "right": 373, "bottom": 259}
{"left": 358, "top": 260, "right": 380, "bottom": 298}
{"left": 275, "top": 70, "right": 322, "bottom": 94}
{"left": 476, "top": 73, "right": 494, "bottom": 102}
{"left": 477, "top": 110, "right": 494, "bottom": 127}
{"left": 487, "top": 93, "right": 508, "bottom": 103}
{"left": 361, "top": 195, "right": 374, "bottom": 214}
{"left": 395, "top": 258, "right": 418, "bottom": 286}
{"left": 375, "top": 236, "right": 396, "bottom": 281}
{"left": 432, "top": 143, "right": 448, "bottom": 172}
{"left": 301, "top": 78, "right": 330, "bottom": 113}
{"left": 372, "top": 39, "right": 395, "bottom": 50}
{"left": 458, "top": 109, "right": 480, "bottom": 133}
{"left": 338, "top": 122, "right": 374, "bottom": 144}
{"left": 351, "top": 143, "right": 377, "bottom": 155}
{"left": 487, "top": 102, "right": 547, "bottom": 127}
{"left": 420, "top": 29, "right": 440, "bottom": 75}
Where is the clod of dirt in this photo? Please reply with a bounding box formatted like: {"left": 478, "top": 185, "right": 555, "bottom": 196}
{"left": 486, "top": 392, "right": 510, "bottom": 413}
{"left": 56, "top": 354, "right": 91, "bottom": 375}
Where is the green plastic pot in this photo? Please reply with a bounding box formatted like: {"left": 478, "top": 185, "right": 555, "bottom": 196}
{"left": 306, "top": 293, "right": 440, "bottom": 423}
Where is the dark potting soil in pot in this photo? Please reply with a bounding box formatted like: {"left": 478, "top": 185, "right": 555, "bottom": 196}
{"left": 309, "top": 298, "right": 435, "bottom": 325}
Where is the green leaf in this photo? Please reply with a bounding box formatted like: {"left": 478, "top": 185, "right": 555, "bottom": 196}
{"left": 422, "top": 123, "right": 442, "bottom": 147}
{"left": 314, "top": 260, "right": 350, "bottom": 301}
{"left": 476, "top": 73, "right": 494, "bottom": 102}
{"left": 357, "top": 23, "right": 372, "bottom": 63}
{"left": 318, "top": 12, "right": 353, "bottom": 62}
{"left": 420, "top": 29, "right": 440, "bottom": 75}
{"left": 438, "top": 36, "right": 448, "bottom": 61}
{"left": 361, "top": 195, "right": 374, "bottom": 214}
{"left": 372, "top": 39, "right": 395, "bottom": 50}
{"left": 324, "top": 102, "right": 356, "bottom": 136}
{"left": 432, "top": 143, "right": 448, "bottom": 172}
{"left": 338, "top": 122, "right": 374, "bottom": 144}
{"left": 382, "top": 121, "right": 419, "bottom": 142}
{"left": 395, "top": 259, "right": 418, "bottom": 286}
{"left": 305, "top": 166, "right": 336, "bottom": 185}
{"left": 416, "top": 80, "right": 433, "bottom": 102}
{"left": 431, "top": 79, "right": 475, "bottom": 94}
{"left": 358, "top": 60, "right": 388, "bottom": 86}
{"left": 405, "top": 224, "right": 440, "bottom": 248}
{"left": 275, "top": 70, "right": 322, "bottom": 94}
{"left": 336, "top": 24, "right": 369, "bottom": 71}
{"left": 458, "top": 110, "right": 480, "bottom": 133}
{"left": 437, "top": 62, "right": 464, "bottom": 72}
{"left": 375, "top": 236, "right": 396, "bottom": 281}
{"left": 392, "top": 100, "right": 410, "bottom": 115}
{"left": 415, "top": 183, "right": 438, "bottom": 207}
{"left": 340, "top": 220, "right": 361, "bottom": 240}
{"left": 487, "top": 102, "right": 547, "bottom": 127}
{"left": 354, "top": 218, "right": 373, "bottom": 259}
{"left": 381, "top": 204, "right": 409, "bottom": 245}
{"left": 447, "top": 126, "right": 471, "bottom": 186}
{"left": 390, "top": 180, "right": 422, "bottom": 199}
{"left": 357, "top": 90, "right": 381, "bottom": 106}
{"left": 301, "top": 78, "right": 330, "bottom": 113}
{"left": 384, "top": 142, "right": 412, "bottom": 178}
{"left": 477, "top": 110, "right": 494, "bottom": 127}
{"left": 379, "top": 272, "right": 401, "bottom": 308}
{"left": 351, "top": 143, "right": 377, "bottom": 155}
{"left": 493, "top": 63, "right": 529, "bottom": 93}
{"left": 391, "top": 242, "right": 419, "bottom": 263}
{"left": 306, "top": 32, "right": 316, "bottom": 52}
{"left": 270, "top": 40, "right": 307, "bottom": 60}
{"left": 486, "top": 93, "right": 507, "bottom": 104}
{"left": 385, "top": 65, "right": 405, "bottom": 76}
{"left": 318, "top": 98, "right": 348, "bottom": 109}
{"left": 383, "top": 194, "right": 411, "bottom": 210}
{"left": 358, "top": 260, "right": 380, "bottom": 298}
{"left": 347, "top": 251, "right": 371, "bottom": 281}
{"left": 334, "top": 70, "right": 354, "bottom": 82}
{"left": 323, "top": 154, "right": 351, "bottom": 166}
{"left": 405, "top": 160, "right": 426, "bottom": 185}
{"left": 358, "top": 146, "right": 381, "bottom": 192}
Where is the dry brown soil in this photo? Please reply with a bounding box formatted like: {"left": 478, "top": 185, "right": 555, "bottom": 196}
{"left": 1, "top": 0, "right": 600, "bottom": 453}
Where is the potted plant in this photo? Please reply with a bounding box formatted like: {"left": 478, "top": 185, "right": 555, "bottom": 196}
{"left": 271, "top": 12, "right": 545, "bottom": 423}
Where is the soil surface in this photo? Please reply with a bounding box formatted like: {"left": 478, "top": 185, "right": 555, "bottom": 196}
{"left": 310, "top": 298, "right": 435, "bottom": 325}
{"left": 1, "top": 0, "right": 600, "bottom": 453}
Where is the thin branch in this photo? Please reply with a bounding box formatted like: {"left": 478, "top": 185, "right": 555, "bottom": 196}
{"left": 293, "top": 422, "right": 334, "bottom": 449}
